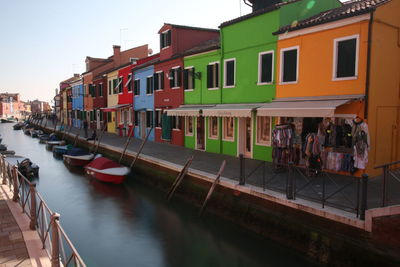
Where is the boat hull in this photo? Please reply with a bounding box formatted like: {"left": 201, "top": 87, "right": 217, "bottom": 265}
{"left": 63, "top": 154, "right": 94, "bottom": 167}
{"left": 84, "top": 168, "right": 126, "bottom": 184}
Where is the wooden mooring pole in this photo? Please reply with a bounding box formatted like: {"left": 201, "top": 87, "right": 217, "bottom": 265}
{"left": 92, "top": 124, "right": 107, "bottom": 154}
{"left": 166, "top": 155, "right": 194, "bottom": 201}
{"left": 119, "top": 127, "right": 134, "bottom": 164}
{"left": 130, "top": 127, "right": 153, "bottom": 169}
{"left": 199, "top": 160, "right": 226, "bottom": 216}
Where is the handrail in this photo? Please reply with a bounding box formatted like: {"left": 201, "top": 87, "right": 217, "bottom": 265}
{"left": 1, "top": 155, "right": 86, "bottom": 267}
{"left": 374, "top": 160, "right": 400, "bottom": 169}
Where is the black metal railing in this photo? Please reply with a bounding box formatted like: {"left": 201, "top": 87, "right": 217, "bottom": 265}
{"left": 374, "top": 160, "right": 400, "bottom": 207}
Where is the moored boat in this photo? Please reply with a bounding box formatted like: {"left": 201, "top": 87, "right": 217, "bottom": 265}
{"left": 5, "top": 156, "right": 39, "bottom": 178}
{"left": 13, "top": 122, "right": 24, "bottom": 130}
{"left": 84, "top": 156, "right": 130, "bottom": 184}
{"left": 63, "top": 148, "right": 95, "bottom": 167}
{"left": 53, "top": 144, "right": 73, "bottom": 157}
{"left": 1, "top": 118, "right": 14, "bottom": 123}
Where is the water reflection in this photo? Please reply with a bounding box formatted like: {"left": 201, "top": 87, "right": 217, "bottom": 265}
{"left": 1, "top": 124, "right": 314, "bottom": 267}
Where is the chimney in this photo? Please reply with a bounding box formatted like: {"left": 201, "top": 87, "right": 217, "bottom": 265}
{"left": 244, "top": 0, "right": 281, "bottom": 12}
{"left": 113, "top": 45, "right": 121, "bottom": 66}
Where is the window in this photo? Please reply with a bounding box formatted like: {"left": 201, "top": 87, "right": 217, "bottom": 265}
{"left": 127, "top": 74, "right": 132, "bottom": 92}
{"left": 146, "top": 76, "right": 154, "bottom": 94}
{"left": 280, "top": 46, "right": 299, "bottom": 83}
{"left": 186, "top": 117, "right": 193, "bottom": 136}
{"left": 258, "top": 51, "right": 274, "bottom": 84}
{"left": 256, "top": 116, "right": 271, "bottom": 146}
{"left": 90, "top": 84, "right": 96, "bottom": 97}
{"left": 172, "top": 116, "right": 181, "bottom": 130}
{"left": 108, "top": 80, "right": 112, "bottom": 95}
{"left": 223, "top": 117, "right": 235, "bottom": 141}
{"left": 160, "top": 30, "right": 171, "bottom": 49}
{"left": 113, "top": 79, "right": 118, "bottom": 94}
{"left": 155, "top": 110, "right": 162, "bottom": 127}
{"left": 207, "top": 62, "right": 219, "bottom": 89}
{"left": 169, "top": 67, "right": 181, "bottom": 88}
{"left": 134, "top": 111, "right": 139, "bottom": 126}
{"left": 98, "top": 84, "right": 103, "bottom": 97}
{"left": 224, "top": 59, "right": 236, "bottom": 87}
{"left": 134, "top": 79, "right": 140, "bottom": 95}
{"left": 118, "top": 77, "right": 123, "bottom": 93}
{"left": 183, "top": 67, "right": 195, "bottom": 90}
{"left": 209, "top": 117, "right": 218, "bottom": 139}
{"left": 154, "top": 72, "right": 164, "bottom": 91}
{"left": 333, "top": 35, "right": 358, "bottom": 79}
{"left": 100, "top": 110, "right": 104, "bottom": 121}
{"left": 146, "top": 111, "right": 153, "bottom": 128}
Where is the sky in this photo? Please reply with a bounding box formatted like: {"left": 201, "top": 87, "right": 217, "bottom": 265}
{"left": 0, "top": 0, "right": 252, "bottom": 104}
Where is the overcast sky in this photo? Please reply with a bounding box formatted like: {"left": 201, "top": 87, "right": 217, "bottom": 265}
{"left": 0, "top": 0, "right": 252, "bottom": 103}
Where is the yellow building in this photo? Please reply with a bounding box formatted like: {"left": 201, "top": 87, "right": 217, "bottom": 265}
{"left": 106, "top": 70, "right": 120, "bottom": 133}
{"left": 272, "top": 0, "right": 399, "bottom": 176}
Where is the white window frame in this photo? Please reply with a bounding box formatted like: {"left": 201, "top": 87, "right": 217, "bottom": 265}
{"left": 184, "top": 66, "right": 195, "bottom": 91}
{"left": 258, "top": 50, "right": 274, "bottom": 85}
{"left": 208, "top": 117, "right": 219, "bottom": 140}
{"left": 118, "top": 76, "right": 123, "bottom": 95}
{"left": 185, "top": 116, "right": 194, "bottom": 136}
{"left": 161, "top": 30, "right": 171, "bottom": 50}
{"left": 170, "top": 66, "right": 181, "bottom": 90}
{"left": 223, "top": 58, "right": 236, "bottom": 88}
{"left": 332, "top": 34, "right": 359, "bottom": 81}
{"left": 155, "top": 109, "right": 162, "bottom": 128}
{"left": 255, "top": 116, "right": 272, "bottom": 146}
{"left": 222, "top": 117, "right": 235, "bottom": 142}
{"left": 279, "top": 46, "right": 299, "bottom": 85}
{"left": 208, "top": 61, "right": 220, "bottom": 90}
{"left": 146, "top": 75, "right": 153, "bottom": 95}
{"left": 154, "top": 71, "right": 164, "bottom": 91}
{"left": 134, "top": 79, "right": 140, "bottom": 97}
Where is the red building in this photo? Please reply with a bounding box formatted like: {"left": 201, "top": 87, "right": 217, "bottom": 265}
{"left": 92, "top": 75, "right": 108, "bottom": 130}
{"left": 154, "top": 24, "right": 220, "bottom": 146}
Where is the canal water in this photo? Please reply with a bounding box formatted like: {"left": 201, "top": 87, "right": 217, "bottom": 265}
{"left": 1, "top": 124, "right": 315, "bottom": 267}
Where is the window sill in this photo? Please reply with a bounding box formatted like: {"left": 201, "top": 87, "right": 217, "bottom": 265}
{"left": 222, "top": 138, "right": 235, "bottom": 142}
{"left": 155, "top": 89, "right": 164, "bottom": 92}
{"left": 279, "top": 81, "right": 298, "bottom": 85}
{"left": 146, "top": 94, "right": 153, "bottom": 96}
{"left": 161, "top": 46, "right": 170, "bottom": 50}
{"left": 332, "top": 76, "right": 358, "bottom": 81}
{"left": 257, "top": 81, "right": 273, "bottom": 86}
{"left": 208, "top": 136, "right": 219, "bottom": 140}
{"left": 223, "top": 85, "right": 235, "bottom": 89}
{"left": 171, "top": 87, "right": 181, "bottom": 90}
{"left": 172, "top": 129, "right": 181, "bottom": 131}
{"left": 184, "top": 89, "right": 194, "bottom": 92}
{"left": 256, "top": 142, "right": 271, "bottom": 147}
{"left": 185, "top": 133, "right": 194, "bottom": 137}
{"left": 208, "top": 88, "right": 220, "bottom": 91}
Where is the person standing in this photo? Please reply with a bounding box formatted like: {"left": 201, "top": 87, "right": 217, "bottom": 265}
{"left": 83, "top": 119, "right": 88, "bottom": 138}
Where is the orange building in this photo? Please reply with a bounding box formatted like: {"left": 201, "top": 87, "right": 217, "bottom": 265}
{"left": 270, "top": 0, "right": 399, "bottom": 176}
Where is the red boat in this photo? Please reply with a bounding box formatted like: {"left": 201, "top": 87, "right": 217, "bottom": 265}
{"left": 63, "top": 148, "right": 95, "bottom": 167}
{"left": 84, "top": 157, "right": 130, "bottom": 184}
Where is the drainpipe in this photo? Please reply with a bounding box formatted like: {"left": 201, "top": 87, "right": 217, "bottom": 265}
{"left": 364, "top": 11, "right": 374, "bottom": 119}
{"left": 220, "top": 29, "right": 224, "bottom": 105}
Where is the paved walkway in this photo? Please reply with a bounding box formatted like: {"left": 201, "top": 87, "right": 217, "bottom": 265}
{"left": 35, "top": 119, "right": 400, "bottom": 213}
{"left": 0, "top": 187, "right": 32, "bottom": 267}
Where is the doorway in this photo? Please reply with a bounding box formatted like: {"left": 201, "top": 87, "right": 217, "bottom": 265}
{"left": 140, "top": 111, "right": 146, "bottom": 139}
{"left": 96, "top": 110, "right": 100, "bottom": 130}
{"left": 239, "top": 117, "right": 252, "bottom": 158}
{"left": 196, "top": 116, "right": 205, "bottom": 150}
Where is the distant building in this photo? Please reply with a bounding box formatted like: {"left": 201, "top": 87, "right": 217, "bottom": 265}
{"left": 29, "top": 99, "right": 52, "bottom": 115}
{"left": 0, "top": 93, "right": 25, "bottom": 119}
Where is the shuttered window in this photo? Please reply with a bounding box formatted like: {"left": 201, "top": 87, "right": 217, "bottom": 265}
{"left": 183, "top": 67, "right": 195, "bottom": 90}
{"left": 153, "top": 72, "right": 164, "bottom": 90}
{"left": 281, "top": 47, "right": 298, "bottom": 83}
{"left": 169, "top": 68, "right": 181, "bottom": 88}
{"left": 146, "top": 111, "right": 153, "bottom": 128}
{"left": 207, "top": 62, "right": 219, "bottom": 89}
{"left": 160, "top": 30, "right": 171, "bottom": 49}
{"left": 224, "top": 59, "right": 235, "bottom": 87}
{"left": 134, "top": 79, "right": 140, "bottom": 95}
{"left": 259, "top": 51, "right": 273, "bottom": 84}
{"left": 335, "top": 36, "right": 358, "bottom": 79}
{"left": 146, "top": 76, "right": 154, "bottom": 94}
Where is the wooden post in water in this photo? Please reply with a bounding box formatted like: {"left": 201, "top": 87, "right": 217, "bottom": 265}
{"left": 166, "top": 155, "right": 194, "bottom": 201}
{"left": 2, "top": 156, "right": 6, "bottom": 185}
{"left": 92, "top": 124, "right": 107, "bottom": 154}
{"left": 73, "top": 133, "right": 80, "bottom": 147}
{"left": 12, "top": 166, "right": 19, "bottom": 202}
{"left": 29, "top": 183, "right": 37, "bottom": 230}
{"left": 50, "top": 213, "right": 61, "bottom": 267}
{"left": 44, "top": 116, "right": 48, "bottom": 128}
{"left": 130, "top": 127, "right": 153, "bottom": 169}
{"left": 199, "top": 160, "right": 226, "bottom": 216}
{"left": 119, "top": 127, "right": 134, "bottom": 163}
{"left": 53, "top": 120, "right": 58, "bottom": 133}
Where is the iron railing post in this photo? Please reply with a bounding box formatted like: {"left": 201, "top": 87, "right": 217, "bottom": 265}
{"left": 286, "top": 162, "right": 294, "bottom": 199}
{"left": 262, "top": 161, "right": 266, "bottom": 191}
{"left": 322, "top": 172, "right": 326, "bottom": 208}
{"left": 12, "top": 166, "right": 19, "bottom": 202}
{"left": 51, "top": 213, "right": 61, "bottom": 267}
{"left": 360, "top": 174, "right": 368, "bottom": 220}
{"left": 29, "top": 183, "right": 37, "bottom": 230}
{"left": 382, "top": 165, "right": 388, "bottom": 207}
{"left": 239, "top": 154, "right": 245, "bottom": 185}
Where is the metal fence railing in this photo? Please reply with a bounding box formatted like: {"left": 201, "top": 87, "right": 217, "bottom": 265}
{"left": 1, "top": 155, "right": 86, "bottom": 267}
{"left": 375, "top": 160, "right": 400, "bottom": 207}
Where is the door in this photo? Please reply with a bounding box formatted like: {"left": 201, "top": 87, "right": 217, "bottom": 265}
{"left": 96, "top": 110, "right": 100, "bottom": 130}
{"left": 140, "top": 111, "right": 146, "bottom": 139}
{"left": 196, "top": 116, "right": 205, "bottom": 150}
{"left": 239, "top": 117, "right": 252, "bottom": 158}
{"left": 123, "top": 110, "right": 128, "bottom": 136}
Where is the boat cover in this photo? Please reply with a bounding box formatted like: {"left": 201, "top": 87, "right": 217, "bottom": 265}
{"left": 65, "top": 148, "right": 88, "bottom": 156}
{"left": 85, "top": 157, "right": 122, "bottom": 170}
{"left": 49, "top": 135, "right": 59, "bottom": 141}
